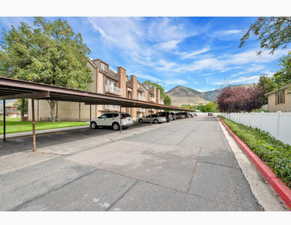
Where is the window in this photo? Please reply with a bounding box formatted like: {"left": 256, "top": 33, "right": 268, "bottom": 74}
{"left": 100, "top": 63, "right": 108, "bottom": 72}
{"left": 275, "top": 90, "right": 285, "bottom": 105}
{"left": 121, "top": 113, "right": 131, "bottom": 119}
{"left": 98, "top": 114, "right": 109, "bottom": 119}
{"left": 107, "top": 113, "right": 118, "bottom": 118}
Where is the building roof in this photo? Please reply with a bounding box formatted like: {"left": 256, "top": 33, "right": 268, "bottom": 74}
{"left": 0, "top": 76, "right": 193, "bottom": 111}
{"left": 265, "top": 82, "right": 291, "bottom": 96}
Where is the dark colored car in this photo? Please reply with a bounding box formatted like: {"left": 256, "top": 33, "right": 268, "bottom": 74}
{"left": 175, "top": 112, "right": 187, "bottom": 119}
{"left": 156, "top": 112, "right": 171, "bottom": 122}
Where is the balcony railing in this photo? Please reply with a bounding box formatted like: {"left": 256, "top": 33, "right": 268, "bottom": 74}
{"left": 104, "top": 84, "right": 120, "bottom": 95}
{"left": 103, "top": 105, "right": 120, "bottom": 111}
{"left": 137, "top": 95, "right": 146, "bottom": 101}
{"left": 149, "top": 96, "right": 156, "bottom": 102}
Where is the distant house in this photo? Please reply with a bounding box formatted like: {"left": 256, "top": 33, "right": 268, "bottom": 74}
{"left": 265, "top": 83, "right": 291, "bottom": 112}
{"left": 0, "top": 100, "right": 20, "bottom": 117}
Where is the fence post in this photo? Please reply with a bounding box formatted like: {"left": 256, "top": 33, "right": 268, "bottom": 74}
{"left": 276, "top": 111, "right": 281, "bottom": 139}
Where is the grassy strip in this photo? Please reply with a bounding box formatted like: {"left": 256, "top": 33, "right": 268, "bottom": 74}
{"left": 220, "top": 116, "right": 291, "bottom": 189}
{"left": 0, "top": 118, "right": 88, "bottom": 134}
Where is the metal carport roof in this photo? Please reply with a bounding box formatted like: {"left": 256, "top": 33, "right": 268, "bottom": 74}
{"left": 0, "top": 76, "right": 192, "bottom": 111}
{"left": 0, "top": 76, "right": 193, "bottom": 152}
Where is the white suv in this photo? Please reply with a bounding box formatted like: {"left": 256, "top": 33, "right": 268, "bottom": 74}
{"left": 90, "top": 113, "right": 134, "bottom": 131}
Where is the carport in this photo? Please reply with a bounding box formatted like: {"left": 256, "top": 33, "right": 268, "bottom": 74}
{"left": 0, "top": 76, "right": 192, "bottom": 152}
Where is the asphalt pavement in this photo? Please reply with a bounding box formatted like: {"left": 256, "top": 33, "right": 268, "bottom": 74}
{"left": 0, "top": 116, "right": 262, "bottom": 211}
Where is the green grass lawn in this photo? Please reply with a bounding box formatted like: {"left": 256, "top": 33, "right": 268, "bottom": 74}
{"left": 221, "top": 116, "right": 291, "bottom": 188}
{"left": 0, "top": 117, "right": 88, "bottom": 134}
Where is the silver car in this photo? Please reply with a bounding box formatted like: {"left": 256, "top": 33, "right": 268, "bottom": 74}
{"left": 138, "top": 114, "right": 167, "bottom": 124}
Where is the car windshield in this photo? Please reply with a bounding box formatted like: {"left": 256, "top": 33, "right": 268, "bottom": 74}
{"left": 121, "top": 113, "right": 131, "bottom": 119}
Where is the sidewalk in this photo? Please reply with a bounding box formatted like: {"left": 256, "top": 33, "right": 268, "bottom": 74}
{"left": 2, "top": 125, "right": 89, "bottom": 139}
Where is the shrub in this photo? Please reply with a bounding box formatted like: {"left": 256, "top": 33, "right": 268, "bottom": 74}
{"left": 221, "top": 117, "right": 291, "bottom": 188}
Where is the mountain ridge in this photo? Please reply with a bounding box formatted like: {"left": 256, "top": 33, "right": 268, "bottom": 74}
{"left": 166, "top": 84, "right": 253, "bottom": 106}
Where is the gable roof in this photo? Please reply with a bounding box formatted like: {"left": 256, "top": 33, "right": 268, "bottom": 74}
{"left": 265, "top": 82, "right": 291, "bottom": 96}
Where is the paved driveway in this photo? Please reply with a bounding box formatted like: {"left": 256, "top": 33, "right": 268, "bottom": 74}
{"left": 0, "top": 117, "right": 262, "bottom": 211}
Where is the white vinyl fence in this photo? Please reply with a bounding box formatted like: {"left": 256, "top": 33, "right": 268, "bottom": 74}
{"left": 222, "top": 112, "right": 291, "bottom": 145}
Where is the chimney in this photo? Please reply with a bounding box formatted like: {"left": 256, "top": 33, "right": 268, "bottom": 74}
{"left": 118, "top": 66, "right": 127, "bottom": 97}
{"left": 156, "top": 88, "right": 161, "bottom": 104}
{"left": 130, "top": 75, "right": 138, "bottom": 99}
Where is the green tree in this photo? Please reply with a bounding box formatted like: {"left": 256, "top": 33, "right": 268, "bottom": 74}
{"left": 256, "top": 75, "right": 277, "bottom": 104}
{"left": 14, "top": 98, "right": 28, "bottom": 120}
{"left": 143, "top": 80, "right": 172, "bottom": 104}
{"left": 196, "top": 102, "right": 218, "bottom": 112}
{"left": 181, "top": 104, "right": 196, "bottom": 110}
{"left": 240, "top": 17, "right": 291, "bottom": 54}
{"left": 0, "top": 17, "right": 91, "bottom": 121}
{"left": 273, "top": 54, "right": 291, "bottom": 86}
{"left": 163, "top": 95, "right": 171, "bottom": 105}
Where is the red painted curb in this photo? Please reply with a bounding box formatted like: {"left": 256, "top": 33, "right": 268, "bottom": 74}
{"left": 220, "top": 119, "right": 291, "bottom": 210}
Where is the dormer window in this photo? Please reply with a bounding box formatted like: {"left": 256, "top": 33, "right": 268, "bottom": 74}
{"left": 100, "top": 62, "right": 108, "bottom": 73}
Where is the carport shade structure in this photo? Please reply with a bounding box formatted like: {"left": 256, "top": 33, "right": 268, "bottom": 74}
{"left": 0, "top": 76, "right": 193, "bottom": 151}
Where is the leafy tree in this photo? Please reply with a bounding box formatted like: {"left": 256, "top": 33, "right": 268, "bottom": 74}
{"left": 181, "top": 104, "right": 196, "bottom": 110}
{"left": 143, "top": 80, "right": 166, "bottom": 98}
{"left": 273, "top": 54, "right": 291, "bottom": 86}
{"left": 240, "top": 17, "right": 291, "bottom": 54}
{"left": 196, "top": 102, "right": 218, "bottom": 112}
{"left": 256, "top": 75, "right": 277, "bottom": 104}
{"left": 143, "top": 80, "right": 172, "bottom": 104}
{"left": 217, "top": 86, "right": 264, "bottom": 112}
{"left": 14, "top": 98, "right": 28, "bottom": 120}
{"left": 0, "top": 17, "right": 91, "bottom": 121}
{"left": 163, "top": 95, "right": 171, "bottom": 105}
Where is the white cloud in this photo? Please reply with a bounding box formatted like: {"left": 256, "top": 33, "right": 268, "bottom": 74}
{"left": 175, "top": 57, "right": 225, "bottom": 72}
{"left": 223, "top": 49, "right": 288, "bottom": 65}
{"left": 147, "top": 18, "right": 194, "bottom": 42}
{"left": 216, "top": 29, "right": 243, "bottom": 36}
{"left": 213, "top": 75, "right": 261, "bottom": 85}
{"left": 180, "top": 47, "right": 210, "bottom": 59}
{"left": 135, "top": 73, "right": 161, "bottom": 83}
{"left": 164, "top": 79, "right": 188, "bottom": 86}
{"left": 88, "top": 17, "right": 143, "bottom": 52}
{"left": 88, "top": 17, "right": 197, "bottom": 72}
{"left": 173, "top": 48, "right": 289, "bottom": 73}
{"left": 155, "top": 40, "right": 181, "bottom": 51}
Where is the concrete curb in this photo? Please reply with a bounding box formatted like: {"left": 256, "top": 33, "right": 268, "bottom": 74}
{"left": 220, "top": 118, "right": 291, "bottom": 209}
{"left": 3, "top": 125, "right": 89, "bottom": 139}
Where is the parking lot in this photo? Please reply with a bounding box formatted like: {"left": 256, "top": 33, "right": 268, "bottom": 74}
{"left": 0, "top": 116, "right": 262, "bottom": 211}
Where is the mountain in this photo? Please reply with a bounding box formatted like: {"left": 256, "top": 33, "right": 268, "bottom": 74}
{"left": 166, "top": 86, "right": 210, "bottom": 106}
{"left": 166, "top": 84, "right": 254, "bottom": 106}
{"left": 200, "top": 89, "right": 222, "bottom": 102}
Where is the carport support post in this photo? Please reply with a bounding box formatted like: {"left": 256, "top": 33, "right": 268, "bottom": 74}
{"left": 119, "top": 105, "right": 122, "bottom": 133}
{"left": 31, "top": 99, "right": 36, "bottom": 152}
{"left": 3, "top": 99, "right": 6, "bottom": 142}
{"left": 89, "top": 104, "right": 92, "bottom": 121}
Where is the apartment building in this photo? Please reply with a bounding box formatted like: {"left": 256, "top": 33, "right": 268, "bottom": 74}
{"left": 28, "top": 59, "right": 163, "bottom": 121}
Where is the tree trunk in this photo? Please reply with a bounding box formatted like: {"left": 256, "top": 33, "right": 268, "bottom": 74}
{"left": 21, "top": 98, "right": 25, "bottom": 121}
{"left": 48, "top": 100, "right": 57, "bottom": 122}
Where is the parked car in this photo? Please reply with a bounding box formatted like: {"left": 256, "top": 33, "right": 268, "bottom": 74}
{"left": 90, "top": 113, "right": 133, "bottom": 130}
{"left": 175, "top": 112, "right": 187, "bottom": 119}
{"left": 208, "top": 112, "right": 214, "bottom": 116}
{"left": 169, "top": 112, "right": 176, "bottom": 120}
{"left": 138, "top": 113, "right": 167, "bottom": 124}
{"left": 156, "top": 112, "right": 171, "bottom": 122}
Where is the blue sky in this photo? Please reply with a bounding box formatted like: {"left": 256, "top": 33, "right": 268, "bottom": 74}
{"left": 0, "top": 17, "right": 289, "bottom": 91}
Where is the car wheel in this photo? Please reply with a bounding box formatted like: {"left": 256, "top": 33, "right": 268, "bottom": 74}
{"left": 112, "top": 122, "right": 120, "bottom": 131}
{"left": 138, "top": 119, "right": 143, "bottom": 123}
{"left": 153, "top": 119, "right": 159, "bottom": 124}
{"left": 90, "top": 122, "right": 98, "bottom": 129}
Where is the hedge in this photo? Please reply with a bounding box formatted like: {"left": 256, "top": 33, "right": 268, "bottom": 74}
{"left": 221, "top": 117, "right": 291, "bottom": 188}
